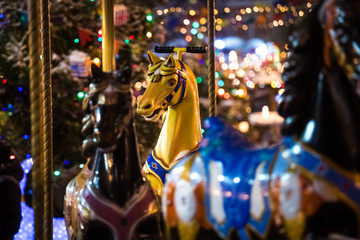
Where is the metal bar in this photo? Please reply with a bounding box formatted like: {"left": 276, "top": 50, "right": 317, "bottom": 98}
{"left": 207, "top": 0, "right": 217, "bottom": 116}
{"left": 28, "top": 0, "right": 44, "bottom": 238}
{"left": 41, "top": 0, "right": 53, "bottom": 238}
{"left": 102, "top": 0, "right": 115, "bottom": 71}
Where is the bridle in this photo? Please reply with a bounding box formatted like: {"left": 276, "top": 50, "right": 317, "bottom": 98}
{"left": 164, "top": 60, "right": 187, "bottom": 106}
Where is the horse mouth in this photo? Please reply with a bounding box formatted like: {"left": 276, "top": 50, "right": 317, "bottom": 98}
{"left": 144, "top": 108, "right": 162, "bottom": 121}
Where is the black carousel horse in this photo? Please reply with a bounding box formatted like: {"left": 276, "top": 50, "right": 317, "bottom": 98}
{"left": 162, "top": 0, "right": 360, "bottom": 239}
{"left": 64, "top": 50, "right": 163, "bottom": 240}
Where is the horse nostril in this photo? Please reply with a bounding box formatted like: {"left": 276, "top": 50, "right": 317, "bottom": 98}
{"left": 144, "top": 104, "right": 152, "bottom": 109}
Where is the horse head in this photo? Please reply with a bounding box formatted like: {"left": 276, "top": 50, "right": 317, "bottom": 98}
{"left": 82, "top": 63, "right": 133, "bottom": 153}
{"left": 136, "top": 52, "right": 194, "bottom": 121}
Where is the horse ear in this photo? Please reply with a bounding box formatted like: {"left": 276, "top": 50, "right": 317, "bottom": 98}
{"left": 90, "top": 63, "right": 103, "bottom": 79}
{"left": 147, "top": 51, "right": 162, "bottom": 65}
{"left": 164, "top": 54, "right": 176, "bottom": 67}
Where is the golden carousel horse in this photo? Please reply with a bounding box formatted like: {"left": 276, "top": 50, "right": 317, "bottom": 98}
{"left": 136, "top": 50, "right": 203, "bottom": 195}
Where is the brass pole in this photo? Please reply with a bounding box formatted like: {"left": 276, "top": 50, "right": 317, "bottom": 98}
{"left": 28, "top": 0, "right": 44, "bottom": 239}
{"left": 207, "top": 0, "right": 216, "bottom": 117}
{"left": 101, "top": 0, "right": 115, "bottom": 71}
{"left": 41, "top": 0, "right": 53, "bottom": 238}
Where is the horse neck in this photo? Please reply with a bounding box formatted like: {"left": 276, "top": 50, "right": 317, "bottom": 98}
{"left": 154, "top": 79, "right": 202, "bottom": 168}
{"left": 91, "top": 119, "right": 145, "bottom": 207}
{"left": 301, "top": 68, "right": 360, "bottom": 172}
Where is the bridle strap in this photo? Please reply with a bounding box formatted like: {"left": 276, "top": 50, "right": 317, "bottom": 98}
{"left": 164, "top": 61, "right": 187, "bottom": 106}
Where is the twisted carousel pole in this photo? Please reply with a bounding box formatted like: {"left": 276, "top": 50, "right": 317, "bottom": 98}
{"left": 41, "top": 0, "right": 53, "bottom": 238}
{"left": 28, "top": 0, "right": 45, "bottom": 239}
{"left": 29, "top": 0, "right": 53, "bottom": 238}
{"left": 207, "top": 0, "right": 217, "bottom": 116}
{"left": 102, "top": 0, "right": 115, "bottom": 71}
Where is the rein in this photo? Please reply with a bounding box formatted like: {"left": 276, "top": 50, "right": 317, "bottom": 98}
{"left": 164, "top": 61, "right": 187, "bottom": 106}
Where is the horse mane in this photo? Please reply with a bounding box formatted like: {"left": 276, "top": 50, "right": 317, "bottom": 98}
{"left": 278, "top": 0, "right": 360, "bottom": 171}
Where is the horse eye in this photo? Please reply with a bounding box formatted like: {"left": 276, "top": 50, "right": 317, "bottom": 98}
{"left": 169, "top": 80, "right": 176, "bottom": 87}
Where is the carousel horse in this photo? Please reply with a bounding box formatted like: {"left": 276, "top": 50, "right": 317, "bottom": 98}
{"left": 64, "top": 62, "right": 163, "bottom": 240}
{"left": 136, "top": 52, "right": 202, "bottom": 196}
{"left": 163, "top": 0, "right": 360, "bottom": 239}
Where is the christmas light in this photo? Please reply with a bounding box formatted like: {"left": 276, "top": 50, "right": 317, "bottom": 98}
{"left": 215, "top": 72, "right": 220, "bottom": 78}
{"left": 146, "top": 32, "right": 152, "bottom": 38}
{"left": 191, "top": 28, "right": 197, "bottom": 35}
{"left": 10, "top": 155, "right": 15, "bottom": 160}
{"left": 146, "top": 14, "right": 153, "bottom": 22}
{"left": 238, "top": 121, "right": 249, "bottom": 133}
{"left": 54, "top": 170, "right": 60, "bottom": 176}
{"left": 79, "top": 164, "right": 85, "bottom": 169}
{"left": 74, "top": 38, "right": 79, "bottom": 43}
{"left": 185, "top": 35, "right": 192, "bottom": 42}
{"left": 98, "top": 37, "right": 102, "bottom": 42}
{"left": 129, "top": 35, "right": 134, "bottom": 40}
{"left": 134, "top": 82, "right": 142, "bottom": 91}
{"left": 183, "top": 19, "right": 190, "bottom": 25}
{"left": 77, "top": 91, "right": 85, "bottom": 99}
{"left": 224, "top": 92, "right": 231, "bottom": 99}
{"left": 15, "top": 158, "right": 67, "bottom": 240}
{"left": 64, "top": 160, "right": 69, "bottom": 165}
{"left": 18, "top": 86, "right": 23, "bottom": 91}
{"left": 3, "top": 79, "right": 7, "bottom": 84}
{"left": 192, "top": 21, "right": 199, "bottom": 29}
{"left": 275, "top": 94, "right": 281, "bottom": 103}
{"left": 218, "top": 88, "right": 225, "bottom": 96}
{"left": 218, "top": 80, "right": 224, "bottom": 87}
{"left": 93, "top": 57, "right": 101, "bottom": 66}
{"left": 26, "top": 154, "right": 31, "bottom": 158}
{"left": 196, "top": 77, "right": 202, "bottom": 83}
{"left": 125, "top": 39, "right": 130, "bottom": 44}
{"left": 23, "top": 135, "right": 29, "bottom": 140}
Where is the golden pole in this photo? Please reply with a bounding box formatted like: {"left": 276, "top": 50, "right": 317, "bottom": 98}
{"left": 101, "top": 0, "right": 115, "bottom": 71}
{"left": 207, "top": 0, "right": 217, "bottom": 117}
{"left": 28, "top": 0, "right": 44, "bottom": 239}
{"left": 41, "top": 0, "right": 54, "bottom": 238}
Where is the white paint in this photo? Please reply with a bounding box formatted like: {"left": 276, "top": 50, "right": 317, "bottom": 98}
{"left": 174, "top": 179, "right": 196, "bottom": 223}
{"left": 280, "top": 172, "right": 301, "bottom": 219}
{"left": 209, "top": 160, "right": 226, "bottom": 224}
{"left": 250, "top": 162, "right": 266, "bottom": 220}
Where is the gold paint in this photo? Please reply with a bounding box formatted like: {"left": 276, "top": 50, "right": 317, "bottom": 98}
{"left": 148, "top": 51, "right": 162, "bottom": 65}
{"left": 180, "top": 155, "right": 196, "bottom": 181}
{"left": 143, "top": 162, "right": 164, "bottom": 196}
{"left": 101, "top": 0, "right": 115, "bottom": 71}
{"left": 283, "top": 212, "right": 306, "bottom": 240}
{"left": 177, "top": 220, "right": 200, "bottom": 240}
{"left": 173, "top": 47, "right": 186, "bottom": 60}
{"left": 64, "top": 161, "right": 92, "bottom": 238}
